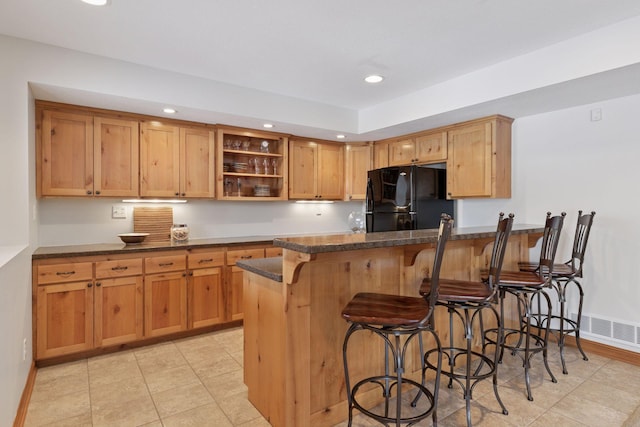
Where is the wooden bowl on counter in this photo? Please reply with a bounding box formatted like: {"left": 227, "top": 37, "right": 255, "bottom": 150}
{"left": 118, "top": 233, "right": 150, "bottom": 244}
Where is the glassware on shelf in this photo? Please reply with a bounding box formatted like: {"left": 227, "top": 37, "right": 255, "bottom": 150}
{"left": 242, "top": 140, "right": 251, "bottom": 151}
{"left": 224, "top": 139, "right": 232, "bottom": 149}
{"left": 232, "top": 140, "right": 241, "bottom": 150}
{"left": 252, "top": 157, "right": 261, "bottom": 174}
{"left": 263, "top": 158, "right": 269, "bottom": 175}
{"left": 271, "top": 158, "right": 278, "bottom": 175}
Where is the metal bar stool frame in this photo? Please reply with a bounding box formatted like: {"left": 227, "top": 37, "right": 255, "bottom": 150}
{"left": 341, "top": 215, "right": 453, "bottom": 427}
{"left": 421, "top": 212, "right": 514, "bottom": 427}
{"left": 485, "top": 212, "right": 565, "bottom": 401}
{"left": 519, "top": 210, "right": 595, "bottom": 374}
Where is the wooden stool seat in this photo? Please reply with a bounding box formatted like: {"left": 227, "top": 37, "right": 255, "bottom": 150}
{"left": 341, "top": 292, "right": 431, "bottom": 327}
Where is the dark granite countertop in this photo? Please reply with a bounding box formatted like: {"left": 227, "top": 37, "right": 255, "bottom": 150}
{"left": 32, "top": 235, "right": 278, "bottom": 259}
{"left": 236, "top": 257, "right": 283, "bottom": 282}
{"left": 274, "top": 224, "right": 544, "bottom": 254}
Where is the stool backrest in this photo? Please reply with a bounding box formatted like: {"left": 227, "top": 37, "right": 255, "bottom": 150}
{"left": 538, "top": 211, "right": 566, "bottom": 279}
{"left": 486, "top": 212, "right": 515, "bottom": 294}
{"left": 569, "top": 210, "right": 595, "bottom": 277}
{"left": 423, "top": 214, "right": 453, "bottom": 315}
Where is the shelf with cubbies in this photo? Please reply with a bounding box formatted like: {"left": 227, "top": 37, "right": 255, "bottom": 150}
{"left": 216, "top": 127, "right": 289, "bottom": 200}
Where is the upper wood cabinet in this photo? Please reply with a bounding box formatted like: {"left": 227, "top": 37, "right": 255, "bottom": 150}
{"left": 38, "top": 109, "right": 139, "bottom": 197}
{"left": 388, "top": 131, "right": 447, "bottom": 166}
{"left": 140, "top": 122, "right": 215, "bottom": 198}
{"left": 217, "top": 127, "right": 288, "bottom": 200}
{"left": 289, "top": 139, "right": 344, "bottom": 200}
{"left": 344, "top": 143, "right": 372, "bottom": 201}
{"left": 373, "top": 142, "right": 389, "bottom": 169}
{"left": 446, "top": 116, "right": 512, "bottom": 199}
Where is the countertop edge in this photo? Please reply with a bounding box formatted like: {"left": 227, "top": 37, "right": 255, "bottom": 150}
{"left": 236, "top": 257, "right": 283, "bottom": 283}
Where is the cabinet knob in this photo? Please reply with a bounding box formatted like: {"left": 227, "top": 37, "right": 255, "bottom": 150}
{"left": 95, "top": 190, "right": 101, "bottom": 195}
{"left": 96, "top": 282, "right": 102, "bottom": 287}
{"left": 175, "top": 192, "right": 180, "bottom": 196}
{"left": 87, "top": 283, "right": 93, "bottom": 288}
{"left": 181, "top": 193, "right": 186, "bottom": 197}
{"left": 86, "top": 190, "right": 92, "bottom": 195}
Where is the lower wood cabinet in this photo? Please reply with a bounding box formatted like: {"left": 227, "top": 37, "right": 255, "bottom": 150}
{"left": 36, "top": 280, "right": 94, "bottom": 360}
{"left": 33, "top": 243, "right": 280, "bottom": 362}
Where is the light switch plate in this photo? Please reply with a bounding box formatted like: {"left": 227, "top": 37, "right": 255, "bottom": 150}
{"left": 112, "top": 206, "right": 126, "bottom": 219}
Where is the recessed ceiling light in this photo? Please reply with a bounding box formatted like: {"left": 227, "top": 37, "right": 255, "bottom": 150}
{"left": 81, "top": 0, "right": 109, "bottom": 5}
{"left": 336, "top": 134, "right": 346, "bottom": 139}
{"left": 364, "top": 75, "right": 384, "bottom": 84}
{"left": 163, "top": 107, "right": 177, "bottom": 114}
{"left": 263, "top": 123, "right": 274, "bottom": 129}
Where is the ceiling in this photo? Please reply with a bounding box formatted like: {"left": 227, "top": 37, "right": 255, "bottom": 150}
{"left": 2, "top": 0, "right": 640, "bottom": 139}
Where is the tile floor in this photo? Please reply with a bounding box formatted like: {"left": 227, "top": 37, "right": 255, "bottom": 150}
{"left": 24, "top": 327, "right": 640, "bottom": 426}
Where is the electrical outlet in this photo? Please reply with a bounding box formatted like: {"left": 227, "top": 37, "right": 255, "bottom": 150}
{"left": 22, "top": 338, "right": 27, "bottom": 361}
{"left": 591, "top": 108, "right": 602, "bottom": 121}
{"left": 112, "top": 206, "right": 126, "bottom": 219}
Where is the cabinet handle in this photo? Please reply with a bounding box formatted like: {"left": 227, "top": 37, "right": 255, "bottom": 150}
{"left": 159, "top": 262, "right": 174, "bottom": 267}
{"left": 87, "top": 283, "right": 93, "bottom": 288}
{"left": 96, "top": 282, "right": 102, "bottom": 287}
{"left": 240, "top": 255, "right": 253, "bottom": 259}
{"left": 111, "top": 266, "right": 128, "bottom": 271}
{"left": 56, "top": 271, "right": 76, "bottom": 276}
{"left": 198, "top": 259, "right": 213, "bottom": 263}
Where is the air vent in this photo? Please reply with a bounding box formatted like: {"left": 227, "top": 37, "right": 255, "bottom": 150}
{"left": 591, "top": 317, "right": 611, "bottom": 337}
{"left": 613, "top": 322, "right": 635, "bottom": 343}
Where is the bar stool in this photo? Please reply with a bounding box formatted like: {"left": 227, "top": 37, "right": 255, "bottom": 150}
{"left": 485, "top": 212, "right": 565, "bottom": 401}
{"left": 420, "top": 212, "right": 514, "bottom": 427}
{"left": 518, "top": 210, "right": 595, "bottom": 374}
{"left": 341, "top": 215, "right": 452, "bottom": 427}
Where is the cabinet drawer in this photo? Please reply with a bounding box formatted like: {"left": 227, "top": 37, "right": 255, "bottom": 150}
{"left": 227, "top": 248, "right": 265, "bottom": 265}
{"left": 188, "top": 251, "right": 225, "bottom": 269}
{"left": 145, "top": 255, "right": 186, "bottom": 274}
{"left": 37, "top": 262, "right": 93, "bottom": 285}
{"left": 265, "top": 247, "right": 283, "bottom": 258}
{"left": 95, "top": 258, "right": 143, "bottom": 278}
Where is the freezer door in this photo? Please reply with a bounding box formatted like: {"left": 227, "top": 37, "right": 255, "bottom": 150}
{"left": 367, "top": 166, "right": 413, "bottom": 213}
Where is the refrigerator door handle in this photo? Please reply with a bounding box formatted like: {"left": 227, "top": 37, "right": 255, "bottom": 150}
{"left": 366, "top": 177, "right": 374, "bottom": 213}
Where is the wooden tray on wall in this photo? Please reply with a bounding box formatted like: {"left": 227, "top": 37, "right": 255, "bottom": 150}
{"left": 133, "top": 207, "right": 173, "bottom": 242}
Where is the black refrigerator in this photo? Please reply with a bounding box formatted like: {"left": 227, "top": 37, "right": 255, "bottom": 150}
{"left": 366, "top": 164, "right": 454, "bottom": 232}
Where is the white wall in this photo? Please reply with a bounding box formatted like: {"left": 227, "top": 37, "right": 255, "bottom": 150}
{"left": 463, "top": 93, "right": 640, "bottom": 349}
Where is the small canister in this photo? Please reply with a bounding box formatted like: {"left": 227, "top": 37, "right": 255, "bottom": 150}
{"left": 171, "top": 224, "right": 190, "bottom": 241}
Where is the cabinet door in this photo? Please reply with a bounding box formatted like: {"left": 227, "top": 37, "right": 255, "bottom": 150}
{"left": 140, "top": 122, "right": 181, "bottom": 197}
{"left": 36, "top": 281, "right": 94, "bottom": 359}
{"left": 188, "top": 267, "right": 224, "bottom": 328}
{"left": 227, "top": 265, "right": 245, "bottom": 321}
{"left": 415, "top": 132, "right": 447, "bottom": 163}
{"left": 345, "top": 144, "right": 371, "bottom": 201}
{"left": 40, "top": 110, "right": 94, "bottom": 196}
{"left": 94, "top": 117, "right": 139, "bottom": 197}
{"left": 289, "top": 140, "right": 318, "bottom": 199}
{"left": 95, "top": 276, "right": 143, "bottom": 347}
{"left": 180, "top": 127, "right": 215, "bottom": 198}
{"left": 317, "top": 143, "right": 344, "bottom": 200}
{"left": 373, "top": 142, "right": 389, "bottom": 169}
{"left": 388, "top": 138, "right": 415, "bottom": 166}
{"left": 447, "top": 122, "right": 493, "bottom": 198}
{"left": 144, "top": 271, "right": 187, "bottom": 337}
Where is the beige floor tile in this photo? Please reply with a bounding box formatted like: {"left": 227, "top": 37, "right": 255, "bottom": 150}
{"left": 36, "top": 412, "right": 93, "bottom": 427}
{"left": 528, "top": 410, "right": 588, "bottom": 427}
{"left": 570, "top": 378, "right": 640, "bottom": 415}
{"left": 161, "top": 402, "right": 233, "bottom": 427}
{"left": 24, "top": 391, "right": 91, "bottom": 427}
{"left": 30, "top": 360, "right": 89, "bottom": 404}
{"left": 151, "top": 382, "right": 215, "bottom": 418}
{"left": 91, "top": 394, "right": 159, "bottom": 427}
{"left": 143, "top": 363, "right": 200, "bottom": 394}
{"left": 589, "top": 360, "right": 640, "bottom": 395}
{"left": 217, "top": 391, "right": 263, "bottom": 425}
{"left": 551, "top": 394, "right": 628, "bottom": 427}
{"left": 475, "top": 381, "right": 548, "bottom": 426}
{"left": 90, "top": 376, "right": 151, "bottom": 407}
{"left": 88, "top": 351, "right": 144, "bottom": 388}
{"left": 201, "top": 369, "right": 247, "bottom": 400}
{"left": 138, "top": 421, "right": 164, "bottom": 427}
{"left": 237, "top": 417, "right": 274, "bottom": 427}
{"left": 135, "top": 342, "right": 189, "bottom": 376}
{"left": 176, "top": 340, "right": 231, "bottom": 367}
{"left": 191, "top": 352, "right": 242, "bottom": 380}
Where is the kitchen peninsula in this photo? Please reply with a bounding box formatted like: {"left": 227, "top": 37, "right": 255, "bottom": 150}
{"left": 238, "top": 224, "right": 544, "bottom": 427}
